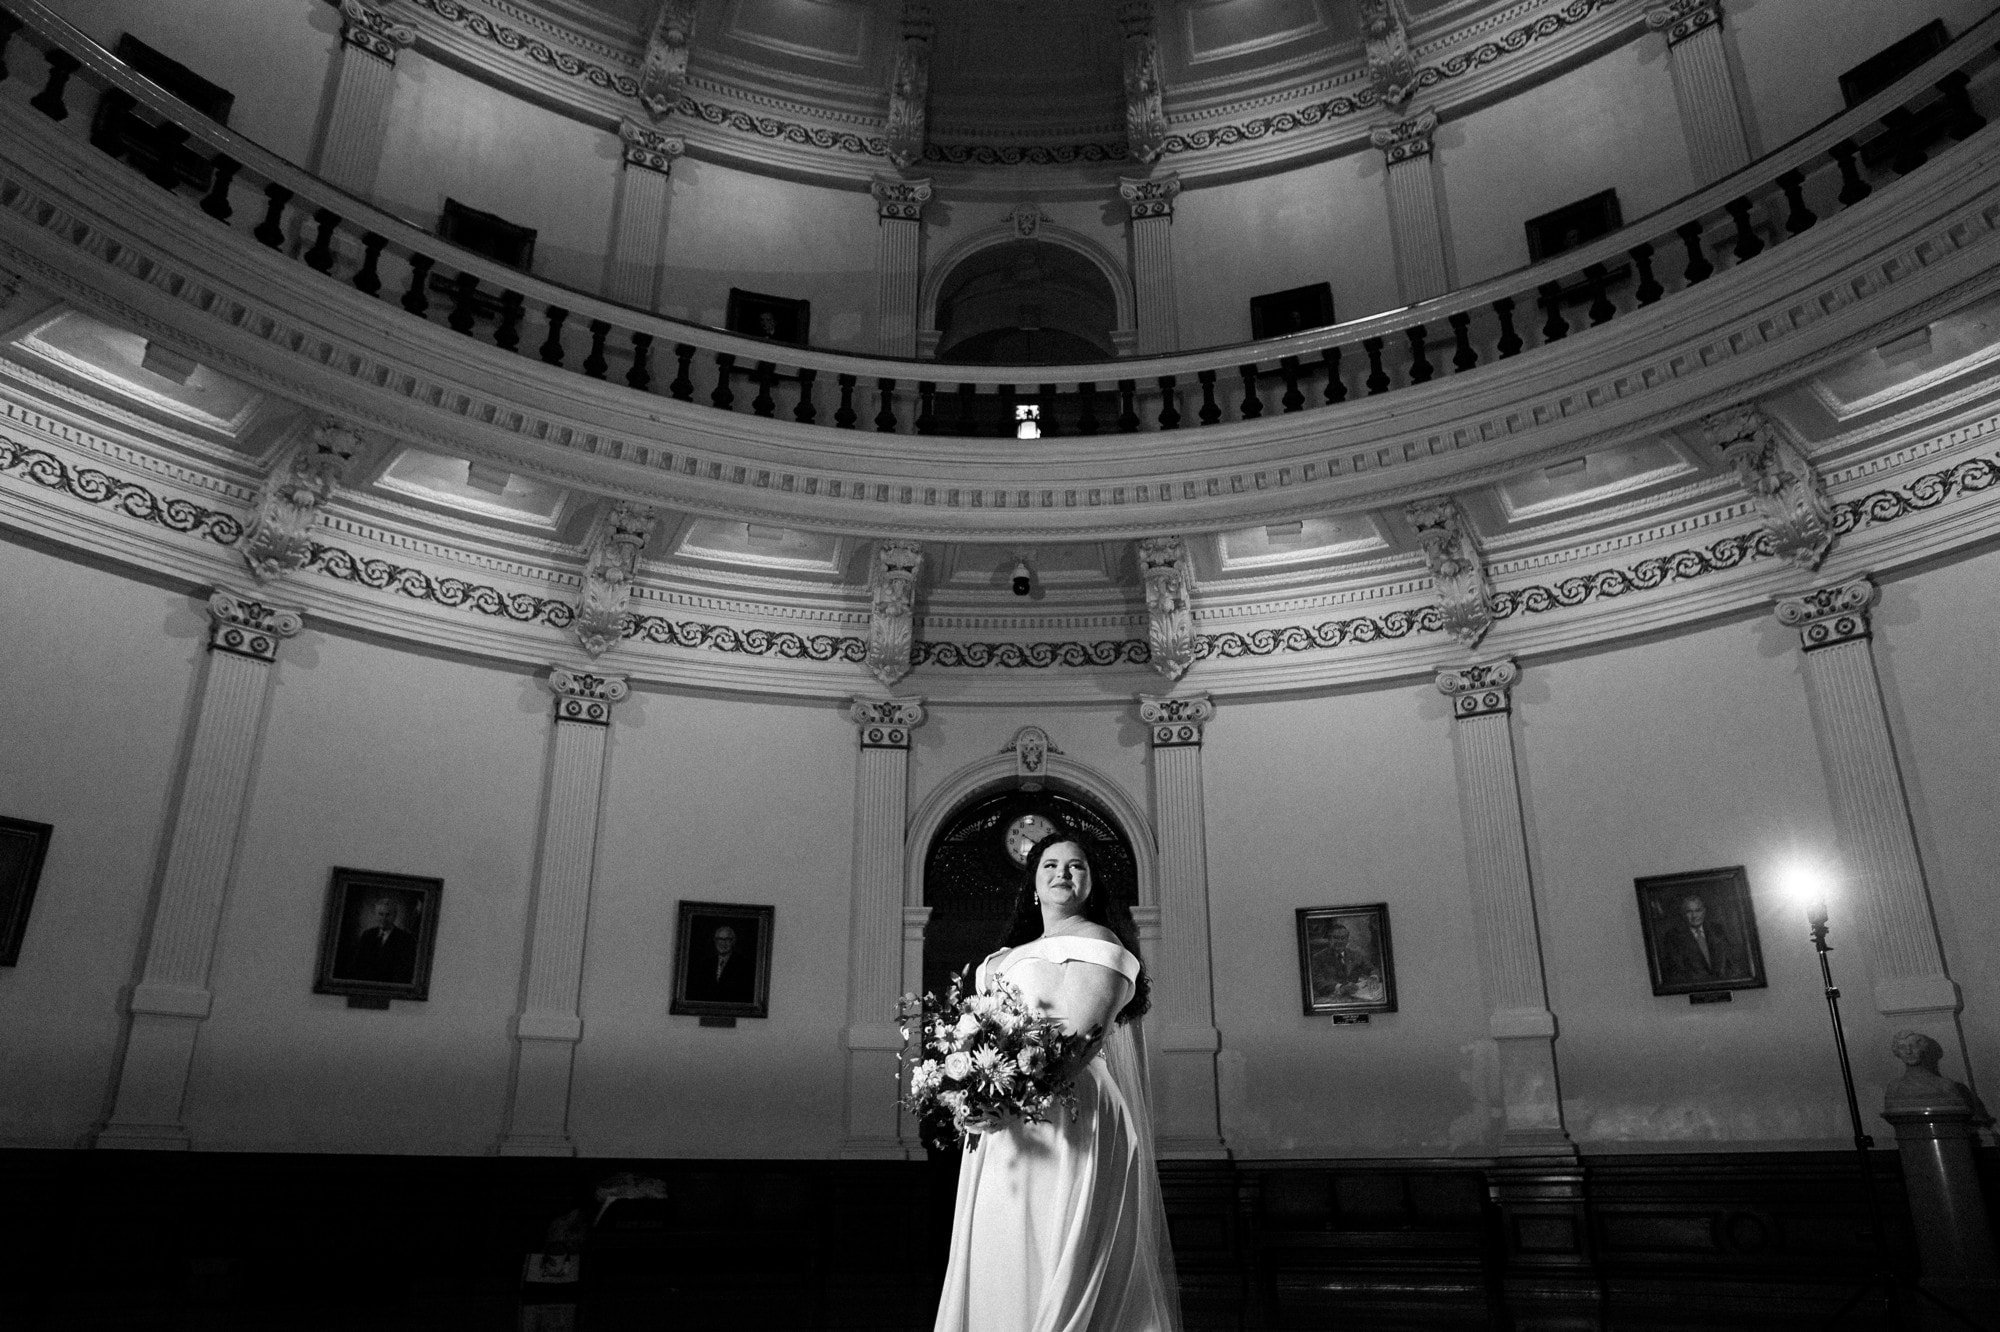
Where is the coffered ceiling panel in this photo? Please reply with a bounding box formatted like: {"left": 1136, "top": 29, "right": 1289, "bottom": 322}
{"left": 1184, "top": 0, "right": 1329, "bottom": 65}
{"left": 723, "top": 0, "right": 875, "bottom": 68}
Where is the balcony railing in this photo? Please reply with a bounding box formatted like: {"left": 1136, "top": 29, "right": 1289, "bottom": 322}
{"left": 1, "top": 0, "right": 1996, "bottom": 441}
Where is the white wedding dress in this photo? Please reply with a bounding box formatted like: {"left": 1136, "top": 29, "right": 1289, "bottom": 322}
{"left": 932, "top": 935, "right": 1182, "bottom": 1332}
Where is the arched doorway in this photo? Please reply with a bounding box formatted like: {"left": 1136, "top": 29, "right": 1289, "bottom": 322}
{"left": 933, "top": 240, "right": 1120, "bottom": 367}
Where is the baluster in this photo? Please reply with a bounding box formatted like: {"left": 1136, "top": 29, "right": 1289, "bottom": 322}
{"left": 200, "top": 155, "right": 238, "bottom": 222}
{"left": 875, "top": 378, "right": 898, "bottom": 432}
{"left": 1117, "top": 380, "right": 1139, "bottom": 433}
{"left": 627, "top": 332, "right": 653, "bottom": 391}
{"left": 1630, "top": 243, "right": 1663, "bottom": 306}
{"left": 0, "top": 10, "right": 21, "bottom": 83}
{"left": 1196, "top": 370, "right": 1221, "bottom": 426}
{"left": 583, "top": 320, "right": 611, "bottom": 379}
{"left": 1037, "top": 384, "right": 1059, "bottom": 437}
{"left": 1677, "top": 220, "right": 1713, "bottom": 284}
{"left": 1448, "top": 312, "right": 1478, "bottom": 372}
{"left": 1493, "top": 298, "right": 1523, "bottom": 358}
{"left": 915, "top": 381, "right": 936, "bottom": 435}
{"left": 1776, "top": 169, "right": 1817, "bottom": 235}
{"left": 957, "top": 383, "right": 977, "bottom": 436}
{"left": 999, "top": 384, "right": 1018, "bottom": 434}
{"left": 448, "top": 274, "right": 479, "bottom": 335}
{"left": 1830, "top": 139, "right": 1872, "bottom": 206}
{"left": 540, "top": 306, "right": 569, "bottom": 367}
{"left": 30, "top": 50, "right": 79, "bottom": 120}
{"left": 495, "top": 292, "right": 524, "bottom": 351}
{"left": 1280, "top": 357, "right": 1304, "bottom": 412}
{"left": 1406, "top": 327, "right": 1433, "bottom": 384}
{"left": 1239, "top": 365, "right": 1264, "bottom": 418}
{"left": 710, "top": 351, "right": 734, "bottom": 408}
{"left": 401, "top": 254, "right": 434, "bottom": 317}
{"left": 752, "top": 361, "right": 776, "bottom": 415}
{"left": 671, "top": 344, "right": 696, "bottom": 401}
{"left": 304, "top": 210, "right": 340, "bottom": 273}
{"left": 794, "top": 368, "right": 818, "bottom": 423}
{"left": 344, "top": 234, "right": 384, "bottom": 298}
{"left": 1078, "top": 382, "right": 1100, "bottom": 435}
{"left": 1939, "top": 69, "right": 1987, "bottom": 140}
{"left": 1157, "top": 376, "right": 1181, "bottom": 430}
{"left": 1362, "top": 338, "right": 1390, "bottom": 395}
{"left": 254, "top": 184, "right": 291, "bottom": 249}
{"left": 1537, "top": 282, "right": 1569, "bottom": 342}
{"left": 834, "top": 373, "right": 858, "bottom": 428}
{"left": 1321, "top": 347, "right": 1347, "bottom": 403}
{"left": 1724, "top": 198, "right": 1764, "bottom": 261}
{"left": 1583, "top": 264, "right": 1615, "bottom": 326}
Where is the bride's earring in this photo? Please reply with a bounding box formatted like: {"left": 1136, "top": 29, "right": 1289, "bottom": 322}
{"left": 1034, "top": 892, "right": 1041, "bottom": 904}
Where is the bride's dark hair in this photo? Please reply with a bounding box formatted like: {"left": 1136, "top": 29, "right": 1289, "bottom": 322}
{"left": 997, "top": 830, "right": 1151, "bottom": 1024}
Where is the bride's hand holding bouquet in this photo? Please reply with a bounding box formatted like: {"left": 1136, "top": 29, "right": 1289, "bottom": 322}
{"left": 899, "top": 967, "right": 1098, "bottom": 1149}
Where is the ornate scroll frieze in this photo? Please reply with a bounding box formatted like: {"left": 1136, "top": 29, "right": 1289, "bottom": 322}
{"left": 1140, "top": 692, "right": 1213, "bottom": 747}
{"left": 1138, "top": 535, "right": 1197, "bottom": 680}
{"left": 1359, "top": 0, "right": 1419, "bottom": 107}
{"left": 1644, "top": 0, "right": 1722, "bottom": 47}
{"left": 340, "top": 0, "right": 417, "bottom": 64}
{"left": 885, "top": 1, "right": 934, "bottom": 171}
{"left": 1370, "top": 107, "right": 1439, "bottom": 165}
{"left": 240, "top": 418, "right": 359, "bottom": 584}
{"left": 207, "top": 588, "right": 304, "bottom": 662}
{"left": 1774, "top": 575, "right": 1874, "bottom": 652}
{"left": 619, "top": 118, "right": 685, "bottom": 175}
{"left": 870, "top": 175, "right": 933, "bottom": 223}
{"left": 849, "top": 697, "right": 925, "bottom": 749}
{"left": 638, "top": 0, "right": 697, "bottom": 120}
{"left": 866, "top": 539, "right": 924, "bottom": 687}
{"left": 1407, "top": 496, "right": 1493, "bottom": 649}
{"left": 573, "top": 501, "right": 658, "bottom": 658}
{"left": 1119, "top": 0, "right": 1168, "bottom": 166}
{"left": 1703, "top": 404, "right": 1835, "bottom": 571}
{"left": 1004, "top": 724, "right": 1061, "bottom": 788}
{"left": 1436, "top": 658, "right": 1519, "bottom": 719}
{"left": 1119, "top": 172, "right": 1181, "bottom": 221}
{"left": 547, "top": 663, "right": 628, "bottom": 724}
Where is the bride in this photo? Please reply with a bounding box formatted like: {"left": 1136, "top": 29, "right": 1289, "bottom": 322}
{"left": 932, "top": 831, "right": 1182, "bottom": 1332}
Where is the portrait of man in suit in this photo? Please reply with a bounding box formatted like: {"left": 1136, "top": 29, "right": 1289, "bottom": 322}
{"left": 1296, "top": 905, "right": 1397, "bottom": 1016}
{"left": 337, "top": 893, "right": 420, "bottom": 984}
{"left": 1656, "top": 893, "right": 1747, "bottom": 986}
{"left": 671, "top": 902, "right": 773, "bottom": 1018}
{"left": 685, "top": 923, "right": 755, "bottom": 1003}
{"left": 314, "top": 869, "right": 442, "bottom": 1002}
{"left": 1637, "top": 868, "right": 1765, "bottom": 998}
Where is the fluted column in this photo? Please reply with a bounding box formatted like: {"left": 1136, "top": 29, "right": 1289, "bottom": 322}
{"left": 897, "top": 903, "right": 931, "bottom": 1143}
{"left": 1371, "top": 109, "right": 1450, "bottom": 303}
{"left": 1138, "top": 693, "right": 1224, "bottom": 1157}
{"left": 606, "top": 123, "right": 684, "bottom": 309}
{"left": 1646, "top": 0, "right": 1751, "bottom": 184}
{"left": 1775, "top": 577, "right": 1969, "bottom": 1067}
{"left": 843, "top": 697, "right": 926, "bottom": 1158}
{"left": 1436, "top": 660, "right": 1572, "bottom": 1153}
{"left": 313, "top": 1, "right": 415, "bottom": 198}
{"left": 1119, "top": 174, "right": 1182, "bottom": 354}
{"left": 96, "top": 590, "right": 304, "bottom": 1149}
{"left": 499, "top": 666, "right": 627, "bottom": 1157}
{"left": 871, "top": 178, "right": 932, "bottom": 357}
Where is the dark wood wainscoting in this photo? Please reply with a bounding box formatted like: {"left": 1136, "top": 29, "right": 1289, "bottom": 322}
{"left": 0, "top": 1147, "right": 1971, "bottom": 1330}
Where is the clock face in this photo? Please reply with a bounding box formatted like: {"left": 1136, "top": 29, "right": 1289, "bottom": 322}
{"left": 1005, "top": 813, "right": 1060, "bottom": 866}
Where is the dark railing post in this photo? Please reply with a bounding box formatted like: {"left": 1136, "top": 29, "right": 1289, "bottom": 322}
{"left": 752, "top": 360, "right": 776, "bottom": 415}
{"left": 30, "top": 50, "right": 79, "bottom": 120}
{"left": 1831, "top": 139, "right": 1872, "bottom": 205}
{"left": 1405, "top": 326, "right": 1433, "bottom": 384}
{"left": 200, "top": 155, "right": 239, "bottom": 222}
{"left": 1321, "top": 347, "right": 1347, "bottom": 403}
{"left": 875, "top": 378, "right": 898, "bottom": 432}
{"left": 401, "top": 254, "right": 434, "bottom": 317}
{"left": 1361, "top": 337, "right": 1390, "bottom": 395}
{"left": 1197, "top": 370, "right": 1221, "bottom": 426}
{"left": 1724, "top": 197, "right": 1764, "bottom": 261}
{"left": 1279, "top": 357, "right": 1304, "bottom": 412}
{"left": 1117, "top": 380, "right": 1140, "bottom": 433}
{"left": 540, "top": 306, "right": 569, "bottom": 368}
{"left": 354, "top": 232, "right": 387, "bottom": 297}
{"left": 834, "top": 373, "right": 857, "bottom": 428}
{"left": 1537, "top": 282, "right": 1570, "bottom": 343}
{"left": 794, "top": 367, "right": 818, "bottom": 423}
{"left": 1037, "top": 383, "right": 1059, "bottom": 437}
{"left": 1238, "top": 364, "right": 1264, "bottom": 418}
{"left": 915, "top": 381, "right": 936, "bottom": 435}
{"left": 1448, "top": 312, "right": 1478, "bottom": 372}
{"left": 583, "top": 319, "right": 611, "bottom": 379}
{"left": 1583, "top": 264, "right": 1615, "bottom": 326}
{"left": 304, "top": 209, "right": 340, "bottom": 273}
{"left": 999, "top": 384, "right": 1018, "bottom": 435}
{"left": 1630, "top": 243, "right": 1663, "bottom": 305}
{"left": 957, "top": 383, "right": 977, "bottom": 436}
{"left": 1078, "top": 382, "right": 1100, "bottom": 435}
{"left": 254, "top": 184, "right": 291, "bottom": 249}
{"left": 671, "top": 344, "right": 696, "bottom": 401}
{"left": 448, "top": 274, "right": 480, "bottom": 335}
{"left": 495, "top": 291, "right": 525, "bottom": 351}
{"left": 710, "top": 351, "right": 734, "bottom": 408}
{"left": 1677, "top": 220, "right": 1714, "bottom": 284}
{"left": 1157, "top": 376, "right": 1181, "bottom": 430}
{"left": 1777, "top": 169, "right": 1817, "bottom": 234}
{"left": 627, "top": 332, "right": 653, "bottom": 391}
{"left": 1493, "top": 298, "right": 1522, "bottom": 358}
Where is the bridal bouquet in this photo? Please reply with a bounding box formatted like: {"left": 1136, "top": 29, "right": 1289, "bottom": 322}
{"left": 899, "top": 968, "right": 1095, "bottom": 1149}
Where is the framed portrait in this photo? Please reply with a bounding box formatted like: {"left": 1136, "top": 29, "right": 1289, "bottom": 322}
{"left": 1525, "top": 188, "right": 1624, "bottom": 263}
{"left": 0, "top": 815, "right": 54, "bottom": 967}
{"left": 670, "top": 901, "right": 774, "bottom": 1019}
{"left": 1635, "top": 866, "right": 1767, "bottom": 1001}
{"left": 1296, "top": 904, "right": 1397, "bottom": 1020}
{"left": 1250, "top": 282, "right": 1336, "bottom": 340}
{"left": 726, "top": 288, "right": 810, "bottom": 347}
{"left": 313, "top": 868, "right": 443, "bottom": 1004}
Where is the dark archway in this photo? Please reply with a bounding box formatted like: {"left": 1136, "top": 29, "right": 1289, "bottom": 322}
{"left": 933, "top": 240, "right": 1118, "bottom": 365}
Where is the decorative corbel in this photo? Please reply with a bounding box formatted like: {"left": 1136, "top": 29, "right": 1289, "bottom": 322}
{"left": 338, "top": 0, "right": 416, "bottom": 65}
{"left": 240, "top": 418, "right": 360, "bottom": 583}
{"left": 885, "top": 1, "right": 934, "bottom": 171}
{"left": 1118, "top": 0, "right": 1168, "bottom": 166}
{"left": 1011, "top": 202, "right": 1045, "bottom": 239}
{"left": 1003, "top": 725, "right": 1061, "bottom": 789}
{"left": 866, "top": 539, "right": 924, "bottom": 687}
{"left": 1137, "top": 535, "right": 1197, "bottom": 680}
{"left": 1703, "top": 405, "right": 1835, "bottom": 570}
{"left": 573, "top": 501, "right": 658, "bottom": 657}
{"left": 638, "top": 0, "right": 697, "bottom": 120}
{"left": 1359, "top": 0, "right": 1419, "bottom": 107}
{"left": 1406, "top": 496, "right": 1494, "bottom": 649}
{"left": 619, "top": 119, "right": 685, "bottom": 176}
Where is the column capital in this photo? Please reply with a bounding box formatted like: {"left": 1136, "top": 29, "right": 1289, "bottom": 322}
{"left": 871, "top": 175, "right": 933, "bottom": 222}
{"left": 1436, "top": 658, "right": 1519, "bottom": 718}
{"left": 1774, "top": 575, "right": 1875, "bottom": 651}
{"left": 206, "top": 589, "right": 304, "bottom": 662}
{"left": 338, "top": 0, "right": 416, "bottom": 64}
{"left": 849, "top": 698, "right": 926, "bottom": 748}
{"left": 619, "top": 119, "right": 686, "bottom": 176}
{"left": 1644, "top": 0, "right": 1722, "bottom": 46}
{"left": 1119, "top": 172, "right": 1181, "bottom": 221}
{"left": 547, "top": 664, "right": 629, "bottom": 724}
{"left": 1140, "top": 692, "right": 1213, "bottom": 746}
{"left": 1370, "top": 107, "right": 1439, "bottom": 165}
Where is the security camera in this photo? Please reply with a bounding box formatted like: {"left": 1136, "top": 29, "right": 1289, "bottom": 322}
{"left": 1011, "top": 560, "right": 1032, "bottom": 596}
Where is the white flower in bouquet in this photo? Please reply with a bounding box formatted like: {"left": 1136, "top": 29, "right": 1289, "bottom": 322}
{"left": 972, "top": 1045, "right": 1017, "bottom": 1094}
{"left": 943, "top": 1050, "right": 974, "bottom": 1080}
{"left": 1016, "top": 1045, "right": 1047, "bottom": 1076}
{"left": 912, "top": 1060, "right": 942, "bottom": 1095}
{"left": 954, "top": 1012, "right": 981, "bottom": 1039}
